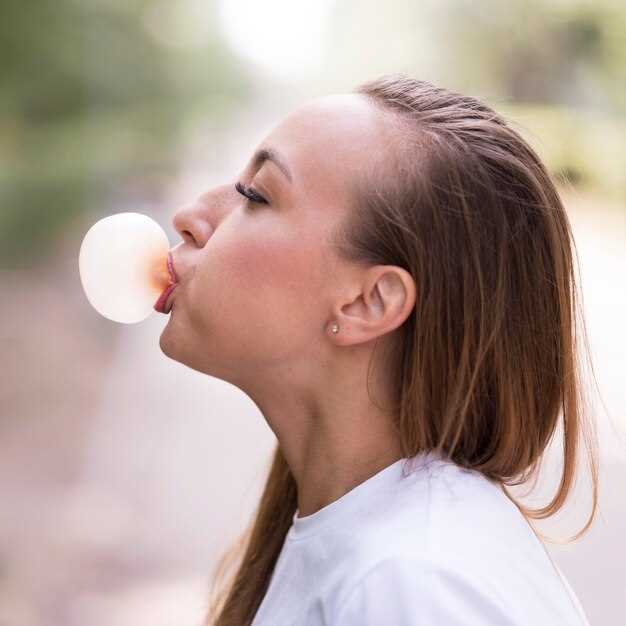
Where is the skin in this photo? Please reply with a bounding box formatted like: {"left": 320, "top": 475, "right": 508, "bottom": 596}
{"left": 160, "top": 93, "right": 417, "bottom": 517}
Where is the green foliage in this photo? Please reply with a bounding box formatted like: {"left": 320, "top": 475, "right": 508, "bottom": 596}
{"left": 441, "top": 0, "right": 626, "bottom": 112}
{"left": 500, "top": 104, "right": 626, "bottom": 201}
{"left": 0, "top": 0, "right": 255, "bottom": 269}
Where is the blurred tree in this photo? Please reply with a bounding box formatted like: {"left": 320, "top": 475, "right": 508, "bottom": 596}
{"left": 323, "top": 0, "right": 626, "bottom": 200}
{"left": 0, "top": 0, "right": 255, "bottom": 268}
{"left": 441, "top": 0, "right": 626, "bottom": 112}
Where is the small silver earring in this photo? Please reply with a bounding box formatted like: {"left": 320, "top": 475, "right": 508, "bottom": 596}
{"left": 331, "top": 323, "right": 340, "bottom": 334}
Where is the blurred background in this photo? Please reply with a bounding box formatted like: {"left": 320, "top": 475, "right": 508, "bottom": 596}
{"left": 1, "top": 0, "right": 625, "bottom": 624}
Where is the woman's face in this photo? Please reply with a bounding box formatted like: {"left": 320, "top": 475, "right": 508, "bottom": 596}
{"left": 160, "top": 93, "right": 392, "bottom": 389}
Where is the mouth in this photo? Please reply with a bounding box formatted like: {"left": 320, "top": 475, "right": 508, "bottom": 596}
{"left": 154, "top": 252, "right": 179, "bottom": 314}
{"left": 166, "top": 251, "right": 179, "bottom": 283}
{"left": 154, "top": 282, "right": 178, "bottom": 314}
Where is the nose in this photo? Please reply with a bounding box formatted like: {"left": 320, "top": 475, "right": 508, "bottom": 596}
{"left": 171, "top": 183, "right": 235, "bottom": 247}
{"left": 172, "top": 200, "right": 213, "bottom": 248}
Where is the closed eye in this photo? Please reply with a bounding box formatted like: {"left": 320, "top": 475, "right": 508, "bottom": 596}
{"left": 235, "top": 181, "right": 268, "bottom": 205}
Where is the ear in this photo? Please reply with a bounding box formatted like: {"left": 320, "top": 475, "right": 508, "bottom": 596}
{"left": 330, "top": 265, "right": 416, "bottom": 345}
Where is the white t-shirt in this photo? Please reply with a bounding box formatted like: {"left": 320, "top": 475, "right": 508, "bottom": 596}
{"left": 250, "top": 450, "right": 590, "bottom": 625}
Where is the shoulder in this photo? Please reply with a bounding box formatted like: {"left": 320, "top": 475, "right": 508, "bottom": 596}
{"left": 421, "top": 462, "right": 542, "bottom": 558}
{"left": 359, "top": 461, "right": 534, "bottom": 566}
{"left": 331, "top": 466, "right": 542, "bottom": 621}
{"left": 338, "top": 461, "right": 534, "bottom": 579}
{"left": 331, "top": 465, "right": 589, "bottom": 626}
{"left": 333, "top": 555, "right": 520, "bottom": 626}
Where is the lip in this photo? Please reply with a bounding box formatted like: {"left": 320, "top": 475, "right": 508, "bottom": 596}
{"left": 154, "top": 251, "right": 179, "bottom": 314}
{"left": 154, "top": 282, "right": 178, "bottom": 314}
{"left": 167, "top": 251, "right": 179, "bottom": 284}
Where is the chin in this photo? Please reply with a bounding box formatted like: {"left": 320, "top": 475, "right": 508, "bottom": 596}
{"left": 158, "top": 321, "right": 177, "bottom": 359}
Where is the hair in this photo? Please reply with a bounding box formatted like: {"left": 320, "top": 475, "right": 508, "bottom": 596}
{"left": 203, "top": 74, "right": 600, "bottom": 625}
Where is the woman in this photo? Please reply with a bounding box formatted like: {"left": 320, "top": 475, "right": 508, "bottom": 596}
{"left": 159, "top": 74, "right": 598, "bottom": 625}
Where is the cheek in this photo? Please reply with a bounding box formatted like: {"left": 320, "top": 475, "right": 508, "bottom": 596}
{"left": 191, "top": 232, "right": 325, "bottom": 346}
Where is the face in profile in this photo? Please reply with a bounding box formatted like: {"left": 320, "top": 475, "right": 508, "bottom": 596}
{"left": 159, "top": 93, "right": 396, "bottom": 393}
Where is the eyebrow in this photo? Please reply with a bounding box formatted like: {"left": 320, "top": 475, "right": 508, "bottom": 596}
{"left": 252, "top": 147, "right": 293, "bottom": 184}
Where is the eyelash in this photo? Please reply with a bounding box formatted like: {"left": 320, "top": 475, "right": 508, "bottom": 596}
{"left": 235, "top": 181, "right": 268, "bottom": 206}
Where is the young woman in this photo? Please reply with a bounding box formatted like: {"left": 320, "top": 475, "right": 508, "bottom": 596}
{"left": 159, "top": 74, "right": 598, "bottom": 625}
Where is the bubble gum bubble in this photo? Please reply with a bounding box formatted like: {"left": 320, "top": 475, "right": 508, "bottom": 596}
{"left": 78, "top": 212, "right": 172, "bottom": 324}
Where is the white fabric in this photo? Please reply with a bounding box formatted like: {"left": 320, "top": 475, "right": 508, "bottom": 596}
{"left": 251, "top": 450, "right": 591, "bottom": 625}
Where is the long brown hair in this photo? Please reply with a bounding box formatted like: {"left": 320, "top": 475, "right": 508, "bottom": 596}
{"left": 203, "top": 74, "right": 600, "bottom": 625}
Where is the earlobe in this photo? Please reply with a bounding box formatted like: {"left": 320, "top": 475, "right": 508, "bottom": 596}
{"left": 328, "top": 267, "right": 415, "bottom": 343}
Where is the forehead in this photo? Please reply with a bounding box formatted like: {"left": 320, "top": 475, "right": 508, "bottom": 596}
{"left": 260, "top": 93, "right": 394, "bottom": 204}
